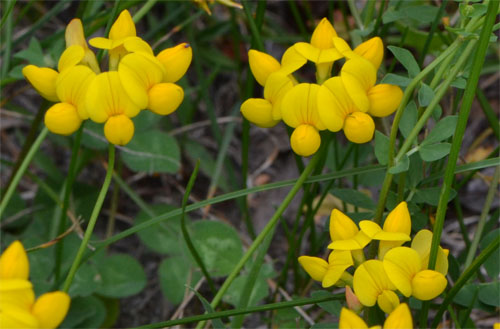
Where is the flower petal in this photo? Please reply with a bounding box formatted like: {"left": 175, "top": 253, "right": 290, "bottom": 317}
{"left": 44, "top": 103, "right": 82, "bottom": 135}
{"left": 383, "top": 303, "right": 413, "bottom": 329}
{"left": 263, "top": 72, "right": 294, "bottom": 120}
{"left": 383, "top": 247, "right": 422, "bottom": 297}
{"left": 32, "top": 291, "right": 70, "bottom": 329}
{"left": 148, "top": 83, "right": 184, "bottom": 116}
{"left": 354, "top": 37, "right": 384, "bottom": 71}
{"left": 89, "top": 37, "right": 114, "bottom": 50}
{"left": 157, "top": 43, "right": 193, "bottom": 83}
{"left": 281, "top": 83, "right": 324, "bottom": 129}
{"left": 317, "top": 77, "right": 355, "bottom": 132}
{"left": 322, "top": 250, "right": 353, "bottom": 287}
{"left": 411, "top": 270, "right": 447, "bottom": 300}
{"left": 0, "top": 304, "right": 39, "bottom": 329}
{"left": 329, "top": 209, "right": 359, "bottom": 241}
{"left": 240, "top": 98, "right": 279, "bottom": 128}
{"left": 411, "top": 229, "right": 449, "bottom": 275}
{"left": 109, "top": 10, "right": 136, "bottom": 40}
{"left": 341, "top": 58, "right": 376, "bottom": 112}
{"left": 104, "top": 114, "right": 135, "bottom": 146}
{"left": 248, "top": 49, "right": 281, "bottom": 86}
{"left": 339, "top": 308, "right": 369, "bottom": 329}
{"left": 290, "top": 124, "right": 321, "bottom": 157}
{"left": 295, "top": 42, "right": 342, "bottom": 64}
{"left": 55, "top": 65, "right": 96, "bottom": 119}
{"left": 22, "top": 65, "right": 59, "bottom": 102}
{"left": 353, "top": 260, "right": 386, "bottom": 307}
{"left": 0, "top": 279, "right": 35, "bottom": 309}
{"left": 343, "top": 112, "right": 375, "bottom": 143}
{"left": 298, "top": 256, "right": 328, "bottom": 282}
{"left": 0, "top": 241, "right": 29, "bottom": 280}
{"left": 65, "top": 18, "right": 100, "bottom": 73}
{"left": 58, "top": 45, "right": 85, "bottom": 72}
{"left": 279, "top": 45, "right": 307, "bottom": 75}
{"left": 377, "top": 289, "right": 400, "bottom": 314}
{"left": 368, "top": 84, "right": 403, "bottom": 117}
{"left": 310, "top": 18, "right": 337, "bottom": 49}
{"left": 383, "top": 201, "right": 411, "bottom": 235}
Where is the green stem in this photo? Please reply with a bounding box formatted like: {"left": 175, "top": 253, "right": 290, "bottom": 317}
{"left": 418, "top": 0, "right": 448, "bottom": 66}
{"left": 347, "top": 0, "right": 364, "bottom": 30}
{"left": 1, "top": 0, "right": 13, "bottom": 79}
{"left": 195, "top": 153, "right": 321, "bottom": 329}
{"left": 362, "top": 0, "right": 376, "bottom": 27}
{"left": 132, "top": 0, "right": 158, "bottom": 22}
{"left": 62, "top": 144, "right": 115, "bottom": 292}
{"left": 0, "top": 127, "right": 49, "bottom": 219}
{"left": 476, "top": 88, "right": 500, "bottom": 140}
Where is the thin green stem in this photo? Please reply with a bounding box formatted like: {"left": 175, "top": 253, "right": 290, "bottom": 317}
{"left": 62, "top": 144, "right": 115, "bottom": 292}
{"left": 347, "top": 0, "right": 364, "bottom": 30}
{"left": 362, "top": 0, "right": 377, "bottom": 27}
{"left": 418, "top": 0, "right": 448, "bottom": 66}
{"left": 0, "top": 127, "right": 49, "bottom": 219}
{"left": 242, "top": 1, "right": 264, "bottom": 51}
{"left": 132, "top": 0, "right": 158, "bottom": 22}
{"left": 1, "top": 0, "right": 13, "bottom": 79}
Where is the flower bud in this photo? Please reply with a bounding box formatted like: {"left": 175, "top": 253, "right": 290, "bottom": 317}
{"left": 157, "top": 43, "right": 193, "bottom": 83}
{"left": 343, "top": 112, "right": 375, "bottom": 143}
{"left": 104, "top": 114, "right": 135, "bottom": 145}
{"left": 248, "top": 49, "right": 281, "bottom": 87}
{"left": 290, "top": 124, "right": 321, "bottom": 157}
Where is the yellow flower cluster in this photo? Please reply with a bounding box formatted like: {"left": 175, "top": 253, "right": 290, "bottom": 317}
{"left": 23, "top": 10, "right": 192, "bottom": 146}
{"left": 241, "top": 18, "right": 403, "bottom": 156}
{"left": 299, "top": 202, "right": 449, "bottom": 326}
{"left": 0, "top": 241, "right": 70, "bottom": 328}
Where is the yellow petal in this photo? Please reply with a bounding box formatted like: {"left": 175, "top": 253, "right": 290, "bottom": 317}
{"left": 290, "top": 124, "right": 321, "bottom": 157}
{"left": 411, "top": 270, "right": 447, "bottom": 301}
{"left": 86, "top": 72, "right": 141, "bottom": 123}
{"left": 343, "top": 112, "right": 375, "bottom": 143}
{"left": 58, "top": 45, "right": 85, "bottom": 72}
{"left": 0, "top": 304, "right": 39, "bottom": 329}
{"left": 148, "top": 83, "right": 184, "bottom": 115}
{"left": 44, "top": 103, "right": 82, "bottom": 135}
{"left": 310, "top": 18, "right": 337, "bottom": 49}
{"left": 329, "top": 209, "right": 359, "bottom": 241}
{"left": 317, "top": 77, "right": 355, "bottom": 132}
{"left": 55, "top": 65, "right": 96, "bottom": 119}
{"left": 298, "top": 256, "right": 328, "bottom": 282}
{"left": 353, "top": 260, "right": 394, "bottom": 307}
{"left": 263, "top": 72, "right": 294, "bottom": 120}
{"left": 281, "top": 83, "right": 325, "bottom": 129}
{"left": 383, "top": 247, "right": 422, "bottom": 297}
{"left": 0, "top": 241, "right": 29, "bottom": 280}
{"left": 240, "top": 98, "right": 279, "bottom": 128}
{"left": 294, "top": 42, "right": 342, "bottom": 64}
{"left": 22, "top": 65, "right": 59, "bottom": 102}
{"left": 109, "top": 10, "right": 136, "bottom": 40}
{"left": 368, "top": 84, "right": 403, "bottom": 117}
{"left": 327, "top": 232, "right": 371, "bottom": 250}
{"left": 341, "top": 58, "right": 376, "bottom": 112}
{"left": 354, "top": 37, "right": 384, "bottom": 71}
{"left": 0, "top": 279, "right": 35, "bottom": 309}
{"left": 379, "top": 241, "right": 407, "bottom": 260}
{"left": 123, "top": 36, "right": 154, "bottom": 55}
{"left": 377, "top": 290, "right": 400, "bottom": 314}
{"left": 65, "top": 19, "right": 100, "bottom": 73}
{"left": 157, "top": 43, "right": 193, "bottom": 83}
{"left": 383, "top": 202, "right": 411, "bottom": 235}
{"left": 383, "top": 303, "right": 413, "bottom": 329}
{"left": 104, "top": 114, "right": 135, "bottom": 146}
{"left": 88, "top": 37, "right": 114, "bottom": 50}
{"left": 32, "top": 291, "right": 70, "bottom": 329}
{"left": 359, "top": 220, "right": 383, "bottom": 238}
{"left": 248, "top": 49, "right": 281, "bottom": 86}
{"left": 339, "top": 308, "right": 369, "bottom": 329}
{"left": 118, "top": 52, "right": 165, "bottom": 109}
{"left": 279, "top": 45, "right": 307, "bottom": 75}
{"left": 411, "top": 230, "right": 449, "bottom": 275}
{"left": 322, "top": 250, "right": 354, "bottom": 287}
{"left": 332, "top": 37, "right": 354, "bottom": 58}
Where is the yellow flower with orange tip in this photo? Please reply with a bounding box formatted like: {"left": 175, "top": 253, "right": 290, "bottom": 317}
{"left": 90, "top": 9, "right": 137, "bottom": 70}
{"left": 339, "top": 303, "right": 413, "bottom": 329}
{"left": 280, "top": 83, "right": 327, "bottom": 156}
{"left": 0, "top": 241, "right": 70, "bottom": 329}
{"left": 333, "top": 36, "right": 384, "bottom": 71}
{"left": 298, "top": 250, "right": 353, "bottom": 288}
{"left": 65, "top": 18, "right": 100, "bottom": 73}
{"left": 383, "top": 246, "right": 448, "bottom": 301}
{"left": 86, "top": 71, "right": 141, "bottom": 145}
{"left": 353, "top": 260, "right": 400, "bottom": 314}
{"left": 359, "top": 201, "right": 411, "bottom": 259}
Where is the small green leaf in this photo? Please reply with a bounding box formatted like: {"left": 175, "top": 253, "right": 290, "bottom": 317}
{"left": 121, "top": 130, "right": 180, "bottom": 174}
{"left": 418, "top": 83, "right": 434, "bottom": 107}
{"left": 451, "top": 77, "right": 467, "bottom": 89}
{"left": 14, "top": 37, "right": 46, "bottom": 67}
{"left": 389, "top": 155, "right": 410, "bottom": 174}
{"left": 413, "top": 187, "right": 457, "bottom": 206}
{"left": 330, "top": 188, "right": 376, "bottom": 210}
{"left": 223, "top": 273, "right": 269, "bottom": 307}
{"left": 402, "top": 5, "right": 439, "bottom": 23}
{"left": 374, "top": 131, "right": 390, "bottom": 165}
{"left": 419, "top": 143, "right": 451, "bottom": 161}
{"left": 480, "top": 229, "right": 500, "bottom": 278}
{"left": 432, "top": 104, "right": 443, "bottom": 121}
{"left": 311, "top": 290, "right": 341, "bottom": 316}
{"left": 388, "top": 46, "right": 421, "bottom": 78}
{"left": 478, "top": 281, "right": 500, "bottom": 307}
{"left": 158, "top": 256, "right": 202, "bottom": 305}
{"left": 96, "top": 254, "right": 146, "bottom": 298}
{"left": 407, "top": 153, "right": 423, "bottom": 187}
{"left": 380, "top": 73, "right": 412, "bottom": 87}
{"left": 59, "top": 296, "right": 106, "bottom": 329}
{"left": 421, "top": 116, "right": 458, "bottom": 145}
{"left": 399, "top": 101, "right": 417, "bottom": 138}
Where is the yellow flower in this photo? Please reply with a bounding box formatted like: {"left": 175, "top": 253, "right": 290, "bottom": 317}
{"left": 0, "top": 241, "right": 70, "bottom": 329}
{"left": 281, "top": 83, "right": 326, "bottom": 156}
{"left": 339, "top": 303, "right": 413, "bottom": 329}
{"left": 86, "top": 71, "right": 141, "bottom": 145}
{"left": 383, "top": 247, "right": 447, "bottom": 301}
{"left": 359, "top": 202, "right": 411, "bottom": 259}
{"left": 89, "top": 10, "right": 137, "bottom": 69}
{"left": 248, "top": 49, "right": 281, "bottom": 87}
{"left": 298, "top": 250, "right": 353, "bottom": 288}
{"left": 353, "top": 260, "right": 400, "bottom": 314}
{"left": 327, "top": 209, "right": 371, "bottom": 251}
{"left": 333, "top": 36, "right": 384, "bottom": 71}
{"left": 411, "top": 229, "right": 449, "bottom": 275}
{"left": 156, "top": 43, "right": 193, "bottom": 83}
{"left": 339, "top": 308, "right": 374, "bottom": 329}
{"left": 65, "top": 18, "right": 100, "bottom": 73}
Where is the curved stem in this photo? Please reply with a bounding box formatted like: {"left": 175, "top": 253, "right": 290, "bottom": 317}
{"left": 62, "top": 144, "right": 115, "bottom": 292}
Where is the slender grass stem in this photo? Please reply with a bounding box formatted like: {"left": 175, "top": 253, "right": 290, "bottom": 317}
{"left": 1, "top": 0, "right": 13, "bottom": 79}
{"left": 362, "top": 0, "right": 377, "bottom": 27}
{"left": 418, "top": 0, "right": 448, "bottom": 66}
{"left": 0, "top": 127, "right": 49, "bottom": 219}
{"left": 347, "top": 0, "right": 364, "bottom": 30}
{"left": 62, "top": 144, "right": 115, "bottom": 292}
{"left": 132, "top": 0, "right": 158, "bottom": 22}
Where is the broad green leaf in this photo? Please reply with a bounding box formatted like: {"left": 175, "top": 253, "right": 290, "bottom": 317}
{"left": 478, "top": 281, "right": 500, "bottom": 307}
{"left": 418, "top": 83, "right": 434, "bottom": 107}
{"left": 59, "top": 296, "right": 106, "bottom": 329}
{"left": 413, "top": 187, "right": 457, "bottom": 206}
{"left": 374, "top": 131, "right": 390, "bottom": 165}
{"left": 380, "top": 73, "right": 412, "bottom": 87}
{"left": 419, "top": 142, "right": 451, "bottom": 161}
{"left": 421, "top": 116, "right": 458, "bottom": 145}
{"left": 480, "top": 228, "right": 500, "bottom": 278}
{"left": 389, "top": 154, "right": 410, "bottom": 174}
{"left": 330, "top": 188, "right": 376, "bottom": 210}
{"left": 67, "top": 262, "right": 101, "bottom": 297}
{"left": 311, "top": 290, "right": 341, "bottom": 316}
{"left": 132, "top": 110, "right": 163, "bottom": 132}
{"left": 96, "top": 254, "right": 146, "bottom": 298}
{"left": 121, "top": 130, "right": 180, "bottom": 174}
{"left": 388, "top": 46, "right": 420, "bottom": 78}
{"left": 399, "top": 101, "right": 417, "bottom": 138}
{"left": 135, "top": 204, "right": 186, "bottom": 255}
{"left": 189, "top": 220, "right": 243, "bottom": 277}
{"left": 158, "top": 256, "right": 202, "bottom": 305}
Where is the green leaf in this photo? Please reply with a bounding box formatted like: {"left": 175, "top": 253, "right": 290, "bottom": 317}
{"left": 413, "top": 187, "right": 457, "bottom": 206}
{"left": 380, "top": 73, "right": 412, "bottom": 87}
{"left": 81, "top": 121, "right": 108, "bottom": 150}
{"left": 389, "top": 155, "right": 410, "bottom": 174}
{"left": 13, "top": 37, "right": 46, "bottom": 67}
{"left": 388, "top": 46, "right": 421, "bottom": 78}
{"left": 421, "top": 116, "right": 458, "bottom": 145}
{"left": 135, "top": 204, "right": 186, "bottom": 255}
{"left": 121, "top": 130, "right": 180, "bottom": 174}
{"left": 399, "top": 101, "right": 418, "bottom": 138}
{"left": 59, "top": 296, "right": 106, "bottom": 329}
{"left": 374, "top": 131, "right": 390, "bottom": 165}
{"left": 480, "top": 228, "right": 500, "bottom": 278}
{"left": 451, "top": 77, "right": 467, "bottom": 89}
{"left": 432, "top": 104, "right": 442, "bottom": 121}
{"left": 418, "top": 83, "right": 434, "bottom": 107}
{"left": 402, "top": 5, "right": 440, "bottom": 23}
{"left": 188, "top": 220, "right": 243, "bottom": 277}
{"left": 311, "top": 290, "right": 341, "bottom": 316}
{"left": 478, "top": 281, "right": 500, "bottom": 307}
{"left": 330, "top": 188, "right": 376, "bottom": 210}
{"left": 158, "top": 256, "right": 202, "bottom": 305}
{"left": 407, "top": 153, "right": 423, "bottom": 187}
{"left": 223, "top": 272, "right": 269, "bottom": 307}
{"left": 190, "top": 288, "right": 226, "bottom": 329}
{"left": 95, "top": 254, "right": 146, "bottom": 298}
{"left": 419, "top": 143, "right": 451, "bottom": 162}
